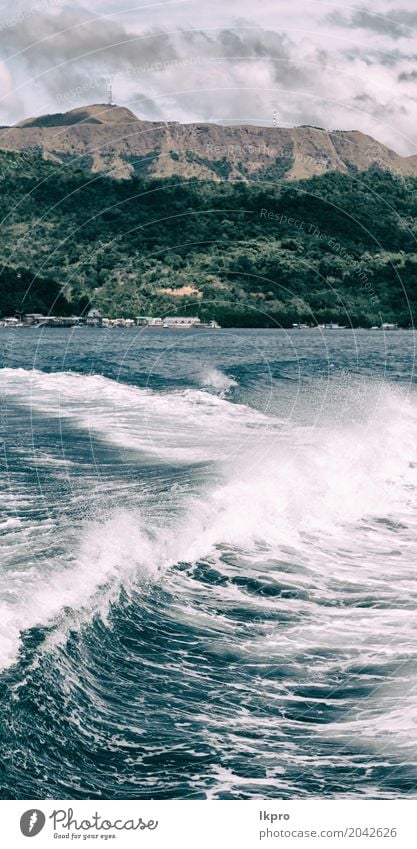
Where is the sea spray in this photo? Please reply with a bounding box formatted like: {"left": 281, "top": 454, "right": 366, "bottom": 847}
{"left": 1, "top": 330, "right": 417, "bottom": 799}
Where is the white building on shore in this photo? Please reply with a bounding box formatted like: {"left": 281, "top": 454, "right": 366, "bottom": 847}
{"left": 136, "top": 316, "right": 163, "bottom": 326}
{"left": 86, "top": 308, "right": 103, "bottom": 327}
{"left": 136, "top": 316, "right": 217, "bottom": 328}
{"left": 162, "top": 316, "right": 201, "bottom": 328}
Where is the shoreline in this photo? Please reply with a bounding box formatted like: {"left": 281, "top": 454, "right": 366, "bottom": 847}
{"left": 0, "top": 325, "right": 413, "bottom": 332}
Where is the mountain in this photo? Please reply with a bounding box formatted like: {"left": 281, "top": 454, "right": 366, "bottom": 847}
{"left": 16, "top": 104, "right": 139, "bottom": 128}
{"left": 1, "top": 103, "right": 417, "bottom": 182}
{"left": 0, "top": 147, "right": 416, "bottom": 327}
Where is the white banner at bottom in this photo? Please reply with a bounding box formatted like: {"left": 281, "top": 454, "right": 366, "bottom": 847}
{"left": 1, "top": 800, "right": 415, "bottom": 849}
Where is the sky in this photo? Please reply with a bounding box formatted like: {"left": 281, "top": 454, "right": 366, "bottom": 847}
{"left": 0, "top": 0, "right": 416, "bottom": 153}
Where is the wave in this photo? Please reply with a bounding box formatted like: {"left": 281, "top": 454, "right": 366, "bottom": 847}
{"left": 1, "top": 366, "right": 417, "bottom": 682}
{"left": 0, "top": 511, "right": 162, "bottom": 670}
{"left": 200, "top": 366, "right": 238, "bottom": 395}
{"left": 0, "top": 367, "right": 272, "bottom": 464}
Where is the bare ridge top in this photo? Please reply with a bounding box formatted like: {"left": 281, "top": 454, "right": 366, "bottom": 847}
{"left": 16, "top": 104, "right": 140, "bottom": 128}
{"left": 2, "top": 103, "right": 417, "bottom": 181}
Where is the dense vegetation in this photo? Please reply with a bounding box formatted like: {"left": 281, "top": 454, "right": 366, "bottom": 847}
{"left": 0, "top": 149, "right": 417, "bottom": 326}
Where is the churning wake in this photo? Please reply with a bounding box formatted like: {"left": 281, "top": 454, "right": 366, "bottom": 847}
{"left": 1, "top": 346, "right": 417, "bottom": 799}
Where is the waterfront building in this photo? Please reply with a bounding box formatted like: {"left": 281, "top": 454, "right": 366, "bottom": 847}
{"left": 136, "top": 316, "right": 163, "bottom": 326}
{"left": 162, "top": 317, "right": 201, "bottom": 328}
{"left": 86, "top": 308, "right": 103, "bottom": 327}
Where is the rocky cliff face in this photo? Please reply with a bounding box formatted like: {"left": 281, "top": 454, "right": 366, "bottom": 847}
{"left": 1, "top": 103, "right": 416, "bottom": 181}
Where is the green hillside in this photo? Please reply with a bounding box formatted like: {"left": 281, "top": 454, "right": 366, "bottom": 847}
{"left": 1, "top": 149, "right": 417, "bottom": 326}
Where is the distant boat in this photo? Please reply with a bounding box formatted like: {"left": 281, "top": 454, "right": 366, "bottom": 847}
{"left": 0, "top": 317, "right": 24, "bottom": 328}
{"left": 318, "top": 322, "right": 346, "bottom": 330}
{"left": 371, "top": 323, "right": 399, "bottom": 331}
{"left": 194, "top": 320, "right": 221, "bottom": 329}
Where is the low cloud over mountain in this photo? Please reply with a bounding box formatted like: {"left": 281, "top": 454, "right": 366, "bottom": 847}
{"left": 0, "top": 1, "right": 416, "bottom": 154}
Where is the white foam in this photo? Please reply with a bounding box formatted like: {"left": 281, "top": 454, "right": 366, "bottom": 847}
{"left": 170, "top": 385, "right": 417, "bottom": 563}
{"left": 0, "top": 512, "right": 160, "bottom": 669}
{"left": 0, "top": 368, "right": 270, "bottom": 463}
{"left": 2, "top": 367, "right": 417, "bottom": 689}
{"left": 200, "top": 367, "right": 238, "bottom": 395}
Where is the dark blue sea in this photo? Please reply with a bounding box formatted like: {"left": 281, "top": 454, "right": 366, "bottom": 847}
{"left": 1, "top": 327, "right": 417, "bottom": 800}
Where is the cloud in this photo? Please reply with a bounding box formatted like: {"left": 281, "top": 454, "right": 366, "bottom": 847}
{"left": 0, "top": 1, "right": 416, "bottom": 154}
{"left": 1, "top": 8, "right": 178, "bottom": 72}
{"left": 0, "top": 59, "right": 24, "bottom": 119}
{"left": 180, "top": 25, "right": 311, "bottom": 86}
{"left": 0, "top": 12, "right": 314, "bottom": 118}
{"left": 0, "top": 6, "right": 184, "bottom": 109}
{"left": 398, "top": 69, "right": 417, "bottom": 81}
{"left": 327, "top": 7, "right": 417, "bottom": 40}
{"left": 342, "top": 46, "right": 416, "bottom": 67}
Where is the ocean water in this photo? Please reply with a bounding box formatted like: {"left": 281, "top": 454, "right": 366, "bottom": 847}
{"left": 0, "top": 327, "right": 417, "bottom": 800}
